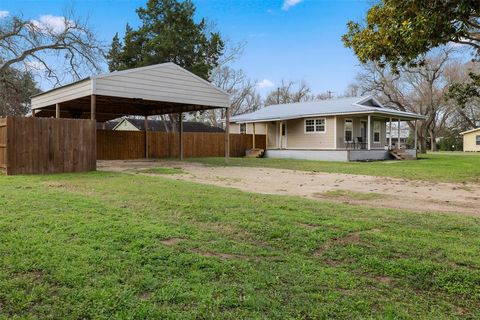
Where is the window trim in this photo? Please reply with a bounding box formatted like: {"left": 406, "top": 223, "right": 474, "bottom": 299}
{"left": 304, "top": 117, "right": 326, "bottom": 134}
{"left": 344, "top": 119, "right": 353, "bottom": 143}
{"left": 373, "top": 120, "right": 381, "bottom": 143}
{"left": 476, "top": 135, "right": 480, "bottom": 146}
{"left": 239, "top": 123, "right": 246, "bottom": 134}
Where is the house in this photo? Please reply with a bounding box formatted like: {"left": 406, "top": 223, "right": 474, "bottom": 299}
{"left": 98, "top": 118, "right": 224, "bottom": 132}
{"left": 460, "top": 128, "right": 480, "bottom": 152}
{"left": 229, "top": 96, "right": 424, "bottom": 161}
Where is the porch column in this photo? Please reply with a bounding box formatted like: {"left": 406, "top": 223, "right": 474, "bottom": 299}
{"left": 279, "top": 121, "right": 283, "bottom": 149}
{"left": 90, "top": 94, "right": 96, "bottom": 121}
{"left": 55, "top": 103, "right": 60, "bottom": 119}
{"left": 178, "top": 112, "right": 183, "bottom": 160}
{"left": 414, "top": 120, "right": 418, "bottom": 150}
{"left": 224, "top": 107, "right": 230, "bottom": 163}
{"left": 144, "top": 115, "right": 149, "bottom": 159}
{"left": 397, "top": 119, "right": 401, "bottom": 149}
{"left": 389, "top": 117, "right": 392, "bottom": 149}
{"left": 252, "top": 122, "right": 256, "bottom": 149}
{"left": 265, "top": 122, "right": 269, "bottom": 150}
{"left": 367, "top": 115, "right": 371, "bottom": 150}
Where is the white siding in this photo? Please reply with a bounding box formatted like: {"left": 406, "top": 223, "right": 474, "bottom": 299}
{"left": 31, "top": 80, "right": 92, "bottom": 109}
{"left": 113, "top": 120, "right": 139, "bottom": 131}
{"left": 94, "top": 63, "right": 229, "bottom": 107}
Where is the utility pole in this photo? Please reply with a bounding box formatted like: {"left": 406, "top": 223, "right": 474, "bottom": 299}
{"left": 326, "top": 90, "right": 333, "bottom": 99}
{"left": 277, "top": 87, "right": 280, "bottom": 104}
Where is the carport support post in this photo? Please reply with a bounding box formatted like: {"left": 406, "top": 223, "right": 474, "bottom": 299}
{"left": 225, "top": 107, "right": 230, "bottom": 163}
{"left": 145, "top": 115, "right": 149, "bottom": 159}
{"left": 55, "top": 103, "right": 60, "bottom": 118}
{"left": 389, "top": 118, "right": 392, "bottom": 150}
{"left": 90, "top": 94, "right": 96, "bottom": 121}
{"left": 178, "top": 112, "right": 183, "bottom": 161}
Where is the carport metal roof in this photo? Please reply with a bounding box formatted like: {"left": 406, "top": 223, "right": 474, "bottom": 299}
{"left": 31, "top": 62, "right": 230, "bottom": 122}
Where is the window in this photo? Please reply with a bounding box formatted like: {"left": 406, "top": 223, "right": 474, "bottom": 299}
{"left": 476, "top": 135, "right": 480, "bottom": 145}
{"left": 304, "top": 118, "right": 325, "bottom": 133}
{"left": 344, "top": 119, "right": 353, "bottom": 142}
{"left": 240, "top": 123, "right": 246, "bottom": 134}
{"left": 373, "top": 121, "right": 381, "bottom": 143}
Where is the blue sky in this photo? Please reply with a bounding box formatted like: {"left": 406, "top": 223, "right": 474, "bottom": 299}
{"left": 1, "top": 0, "right": 371, "bottom": 95}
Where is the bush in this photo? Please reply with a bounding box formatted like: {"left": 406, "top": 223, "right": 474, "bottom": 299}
{"left": 437, "top": 136, "right": 463, "bottom": 151}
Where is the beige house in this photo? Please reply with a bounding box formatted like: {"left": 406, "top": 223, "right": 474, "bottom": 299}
{"left": 229, "top": 96, "right": 425, "bottom": 161}
{"left": 460, "top": 128, "right": 480, "bottom": 152}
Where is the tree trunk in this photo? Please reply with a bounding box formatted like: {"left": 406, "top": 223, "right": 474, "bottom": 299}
{"left": 418, "top": 136, "right": 427, "bottom": 153}
{"left": 430, "top": 131, "right": 437, "bottom": 152}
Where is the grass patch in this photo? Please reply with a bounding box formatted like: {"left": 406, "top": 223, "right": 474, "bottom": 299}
{"left": 321, "top": 189, "right": 382, "bottom": 200}
{"left": 137, "top": 166, "right": 184, "bottom": 174}
{"left": 188, "top": 152, "right": 480, "bottom": 183}
{"left": 0, "top": 172, "right": 479, "bottom": 318}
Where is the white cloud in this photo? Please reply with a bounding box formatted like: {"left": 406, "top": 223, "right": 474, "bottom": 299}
{"left": 0, "top": 11, "right": 9, "bottom": 19}
{"left": 282, "top": 0, "right": 303, "bottom": 11}
{"left": 31, "top": 15, "right": 71, "bottom": 33}
{"left": 256, "top": 79, "right": 274, "bottom": 89}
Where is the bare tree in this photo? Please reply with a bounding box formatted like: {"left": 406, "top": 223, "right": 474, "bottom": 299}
{"left": 264, "top": 80, "right": 313, "bottom": 106}
{"left": 0, "top": 10, "right": 104, "bottom": 87}
{"left": 445, "top": 61, "right": 480, "bottom": 129}
{"left": 203, "top": 66, "right": 261, "bottom": 126}
{"left": 341, "top": 83, "right": 361, "bottom": 98}
{"left": 356, "top": 49, "right": 459, "bottom": 152}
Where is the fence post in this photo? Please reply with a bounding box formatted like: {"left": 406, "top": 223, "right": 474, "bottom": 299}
{"left": 225, "top": 107, "right": 230, "bottom": 163}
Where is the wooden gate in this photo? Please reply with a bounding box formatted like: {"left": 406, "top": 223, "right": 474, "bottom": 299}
{"left": 0, "top": 117, "right": 96, "bottom": 175}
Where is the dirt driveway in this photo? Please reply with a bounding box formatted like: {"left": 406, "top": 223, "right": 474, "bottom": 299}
{"left": 97, "top": 160, "right": 480, "bottom": 216}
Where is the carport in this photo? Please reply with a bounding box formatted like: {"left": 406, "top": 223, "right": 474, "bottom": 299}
{"left": 30, "top": 62, "right": 231, "bottom": 162}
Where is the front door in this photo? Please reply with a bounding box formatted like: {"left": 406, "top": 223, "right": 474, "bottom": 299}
{"left": 279, "top": 122, "right": 287, "bottom": 149}
{"left": 360, "top": 121, "right": 367, "bottom": 148}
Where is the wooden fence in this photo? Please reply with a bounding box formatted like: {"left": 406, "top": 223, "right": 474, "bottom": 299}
{"left": 97, "top": 130, "right": 266, "bottom": 160}
{"left": 0, "top": 117, "right": 96, "bottom": 175}
{"left": 0, "top": 119, "right": 6, "bottom": 172}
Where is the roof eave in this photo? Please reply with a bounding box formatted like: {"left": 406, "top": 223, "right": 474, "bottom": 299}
{"left": 230, "top": 110, "right": 425, "bottom": 123}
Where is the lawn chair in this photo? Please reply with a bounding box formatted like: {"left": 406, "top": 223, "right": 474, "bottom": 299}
{"left": 355, "top": 137, "right": 366, "bottom": 149}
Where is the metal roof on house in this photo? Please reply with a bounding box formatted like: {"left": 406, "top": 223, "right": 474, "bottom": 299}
{"left": 230, "top": 96, "right": 424, "bottom": 123}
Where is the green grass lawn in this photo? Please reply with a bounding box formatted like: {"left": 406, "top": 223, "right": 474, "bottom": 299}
{"left": 188, "top": 152, "right": 480, "bottom": 183}
{"left": 0, "top": 172, "right": 479, "bottom": 319}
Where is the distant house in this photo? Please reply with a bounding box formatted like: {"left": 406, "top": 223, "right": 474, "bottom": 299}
{"left": 229, "top": 96, "right": 424, "bottom": 161}
{"left": 460, "top": 128, "right": 480, "bottom": 152}
{"left": 99, "top": 118, "right": 224, "bottom": 133}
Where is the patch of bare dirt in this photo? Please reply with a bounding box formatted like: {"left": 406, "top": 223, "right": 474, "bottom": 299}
{"left": 191, "top": 248, "right": 238, "bottom": 260}
{"left": 97, "top": 160, "right": 480, "bottom": 216}
{"left": 160, "top": 237, "right": 183, "bottom": 246}
{"left": 139, "top": 291, "right": 152, "bottom": 300}
{"left": 314, "top": 231, "right": 362, "bottom": 256}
